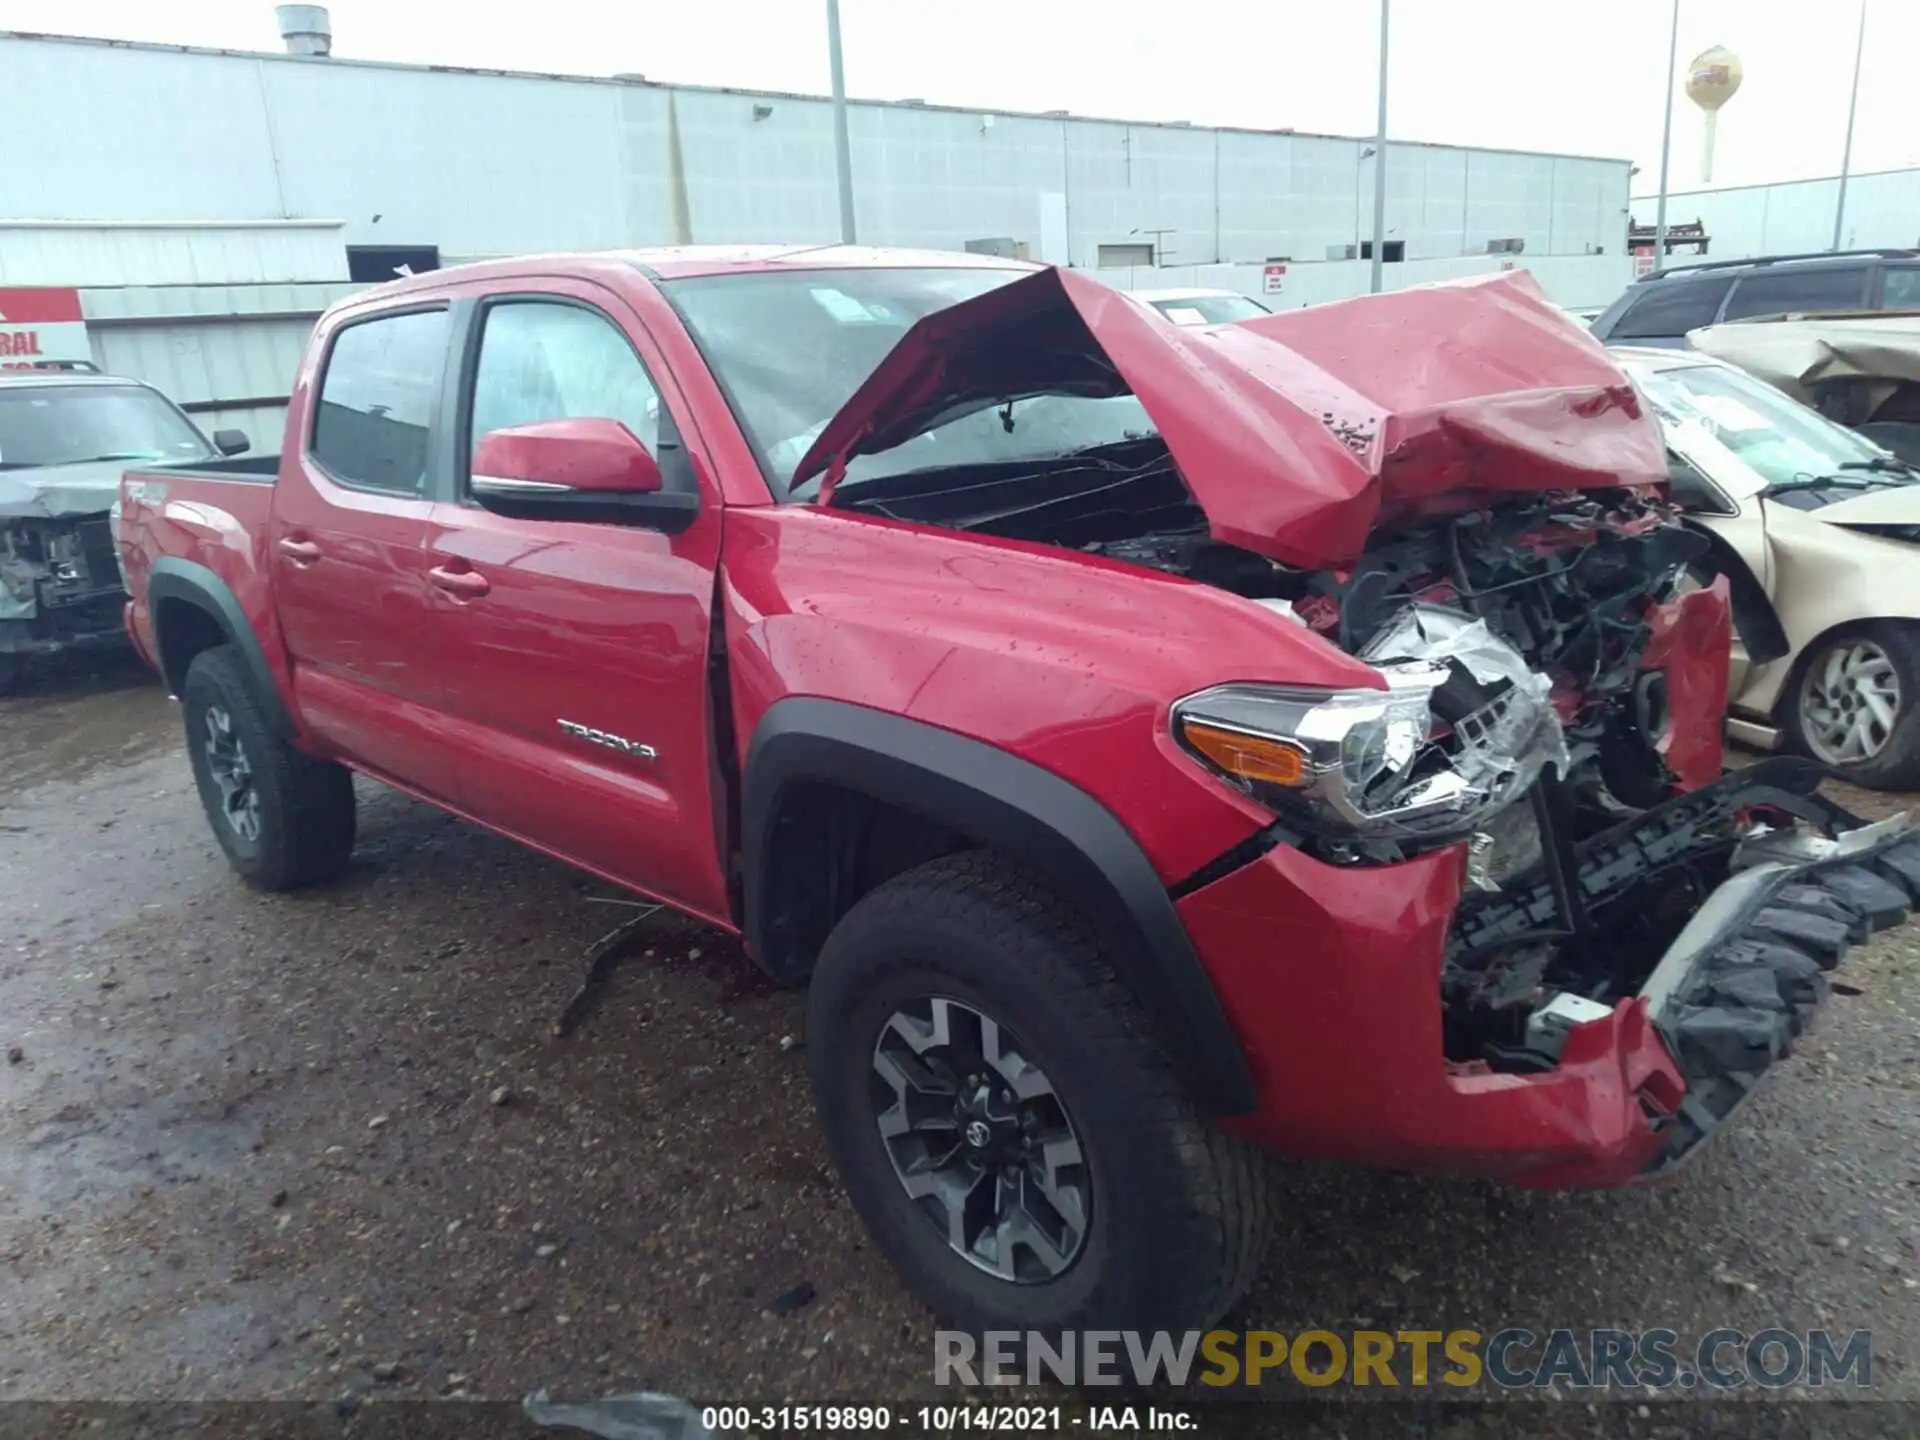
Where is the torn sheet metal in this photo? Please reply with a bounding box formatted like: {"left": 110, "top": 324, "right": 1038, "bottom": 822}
{"left": 1640, "top": 577, "right": 1733, "bottom": 792}
{"left": 1690, "top": 315, "right": 1920, "bottom": 406}
{"left": 0, "top": 458, "right": 125, "bottom": 521}
{"left": 795, "top": 268, "right": 1668, "bottom": 570}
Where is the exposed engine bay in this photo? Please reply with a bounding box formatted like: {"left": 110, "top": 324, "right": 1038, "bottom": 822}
{"left": 0, "top": 513, "right": 128, "bottom": 673}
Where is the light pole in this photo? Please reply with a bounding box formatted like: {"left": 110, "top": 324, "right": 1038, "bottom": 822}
{"left": 1368, "top": 0, "right": 1389, "bottom": 293}
{"left": 1652, "top": 0, "right": 1679, "bottom": 269}
{"left": 1833, "top": 0, "right": 1868, "bottom": 251}
{"left": 827, "top": 0, "right": 856, "bottom": 244}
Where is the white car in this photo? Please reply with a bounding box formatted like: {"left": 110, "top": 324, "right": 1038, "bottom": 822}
{"left": 1616, "top": 345, "right": 1920, "bottom": 787}
{"left": 1130, "top": 288, "right": 1273, "bottom": 326}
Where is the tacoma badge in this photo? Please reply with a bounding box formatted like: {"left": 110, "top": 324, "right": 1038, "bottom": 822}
{"left": 557, "top": 719, "right": 658, "bottom": 761}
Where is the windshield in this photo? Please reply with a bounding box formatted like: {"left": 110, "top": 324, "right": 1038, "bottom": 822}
{"left": 1149, "top": 295, "right": 1272, "bottom": 325}
{"left": 665, "top": 267, "right": 1158, "bottom": 498}
{"left": 1631, "top": 360, "right": 1893, "bottom": 492}
{"left": 0, "top": 385, "right": 213, "bottom": 470}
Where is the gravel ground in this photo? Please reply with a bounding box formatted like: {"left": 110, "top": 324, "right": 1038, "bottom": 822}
{"left": 1, "top": 656, "right": 1916, "bottom": 1423}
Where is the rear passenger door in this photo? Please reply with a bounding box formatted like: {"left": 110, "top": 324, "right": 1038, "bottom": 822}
{"left": 271, "top": 305, "right": 465, "bottom": 800}
{"left": 422, "top": 284, "right": 732, "bottom": 922}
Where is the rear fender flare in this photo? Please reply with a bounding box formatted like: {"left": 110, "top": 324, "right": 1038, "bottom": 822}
{"left": 147, "top": 557, "right": 294, "bottom": 737}
{"left": 741, "top": 697, "right": 1257, "bottom": 1116}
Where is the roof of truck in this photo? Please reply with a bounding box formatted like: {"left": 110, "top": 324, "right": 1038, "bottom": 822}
{"left": 359, "top": 245, "right": 1042, "bottom": 304}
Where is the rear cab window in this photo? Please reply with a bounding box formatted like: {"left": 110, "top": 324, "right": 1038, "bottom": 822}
{"left": 1609, "top": 277, "right": 1733, "bottom": 339}
{"left": 310, "top": 308, "right": 451, "bottom": 495}
{"left": 1721, "top": 266, "right": 1868, "bottom": 321}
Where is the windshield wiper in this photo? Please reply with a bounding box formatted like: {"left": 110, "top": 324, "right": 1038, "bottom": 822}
{"left": 1835, "top": 456, "right": 1917, "bottom": 476}
{"left": 1766, "top": 474, "right": 1877, "bottom": 498}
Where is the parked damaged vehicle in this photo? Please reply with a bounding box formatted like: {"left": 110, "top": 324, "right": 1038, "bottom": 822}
{"left": 0, "top": 372, "right": 246, "bottom": 689}
{"left": 1689, "top": 312, "right": 1920, "bottom": 467}
{"left": 118, "top": 253, "right": 1920, "bottom": 1334}
{"left": 1620, "top": 346, "right": 1920, "bottom": 788}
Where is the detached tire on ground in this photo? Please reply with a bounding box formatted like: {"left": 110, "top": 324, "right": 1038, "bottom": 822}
{"left": 1786, "top": 622, "right": 1920, "bottom": 791}
{"left": 181, "top": 644, "right": 356, "bottom": 889}
{"left": 807, "top": 851, "right": 1274, "bottom": 1334}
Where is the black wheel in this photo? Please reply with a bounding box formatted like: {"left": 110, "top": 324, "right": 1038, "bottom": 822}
{"left": 807, "top": 851, "right": 1274, "bottom": 1334}
{"left": 1786, "top": 622, "right": 1920, "bottom": 790}
{"left": 181, "top": 645, "right": 356, "bottom": 889}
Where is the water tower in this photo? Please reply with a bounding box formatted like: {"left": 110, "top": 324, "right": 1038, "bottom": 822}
{"left": 1686, "top": 46, "right": 1743, "bottom": 183}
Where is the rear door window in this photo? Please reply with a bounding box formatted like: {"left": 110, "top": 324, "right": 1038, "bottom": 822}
{"left": 1880, "top": 266, "right": 1920, "bottom": 311}
{"left": 310, "top": 308, "right": 450, "bottom": 495}
{"left": 1721, "top": 267, "right": 1869, "bottom": 321}
{"left": 1610, "top": 278, "right": 1733, "bottom": 339}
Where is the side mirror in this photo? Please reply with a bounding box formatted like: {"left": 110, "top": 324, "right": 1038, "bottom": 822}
{"left": 212, "top": 428, "right": 251, "bottom": 456}
{"left": 470, "top": 418, "right": 698, "bottom": 532}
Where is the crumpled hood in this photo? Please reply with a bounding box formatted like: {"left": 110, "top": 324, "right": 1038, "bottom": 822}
{"left": 1690, "top": 316, "right": 1920, "bottom": 405}
{"left": 0, "top": 458, "right": 125, "bottom": 521}
{"left": 795, "top": 267, "right": 1668, "bottom": 569}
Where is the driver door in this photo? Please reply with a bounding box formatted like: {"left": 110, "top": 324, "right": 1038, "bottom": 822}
{"left": 423, "top": 283, "right": 730, "bottom": 922}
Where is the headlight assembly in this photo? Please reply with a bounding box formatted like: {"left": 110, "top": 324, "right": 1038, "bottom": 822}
{"left": 1173, "top": 609, "right": 1568, "bottom": 844}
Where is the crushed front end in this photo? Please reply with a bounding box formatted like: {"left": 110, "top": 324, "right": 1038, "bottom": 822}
{"left": 0, "top": 512, "right": 130, "bottom": 679}
{"left": 1168, "top": 495, "right": 1920, "bottom": 1184}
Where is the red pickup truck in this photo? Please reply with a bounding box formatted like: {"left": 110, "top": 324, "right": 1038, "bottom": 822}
{"left": 117, "top": 249, "right": 1920, "bottom": 1334}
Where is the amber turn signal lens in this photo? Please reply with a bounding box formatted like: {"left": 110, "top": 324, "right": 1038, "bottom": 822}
{"left": 1181, "top": 720, "right": 1308, "bottom": 788}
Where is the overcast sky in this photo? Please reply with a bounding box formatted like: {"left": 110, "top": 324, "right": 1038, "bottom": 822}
{"left": 8, "top": 1, "right": 1914, "bottom": 194}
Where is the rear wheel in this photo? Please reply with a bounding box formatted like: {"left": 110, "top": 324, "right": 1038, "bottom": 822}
{"left": 1787, "top": 623, "right": 1920, "bottom": 790}
{"left": 807, "top": 851, "right": 1274, "bottom": 1334}
{"left": 181, "top": 645, "right": 356, "bottom": 888}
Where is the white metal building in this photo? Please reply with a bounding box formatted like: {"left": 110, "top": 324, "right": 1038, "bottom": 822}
{"left": 1632, "top": 167, "right": 1920, "bottom": 263}
{"left": 1, "top": 30, "right": 1631, "bottom": 273}
{"left": 0, "top": 25, "right": 1640, "bottom": 448}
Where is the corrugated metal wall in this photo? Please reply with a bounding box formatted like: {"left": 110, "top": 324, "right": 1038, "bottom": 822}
{"left": 1633, "top": 168, "right": 1920, "bottom": 262}
{"left": 0, "top": 220, "right": 362, "bottom": 453}
{"left": 80, "top": 281, "right": 363, "bottom": 450}
{"left": 0, "top": 33, "right": 1631, "bottom": 269}
{"left": 0, "top": 220, "right": 348, "bottom": 287}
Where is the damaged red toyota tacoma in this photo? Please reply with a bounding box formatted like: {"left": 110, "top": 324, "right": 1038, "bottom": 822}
{"left": 116, "top": 251, "right": 1920, "bottom": 1333}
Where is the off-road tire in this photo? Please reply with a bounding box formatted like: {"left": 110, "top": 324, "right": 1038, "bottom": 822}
{"left": 807, "top": 850, "right": 1275, "bottom": 1335}
{"left": 1785, "top": 621, "right": 1920, "bottom": 791}
{"left": 181, "top": 645, "right": 356, "bottom": 889}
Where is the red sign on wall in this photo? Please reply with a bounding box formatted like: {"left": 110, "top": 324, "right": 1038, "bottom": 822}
{"left": 0, "top": 288, "right": 91, "bottom": 369}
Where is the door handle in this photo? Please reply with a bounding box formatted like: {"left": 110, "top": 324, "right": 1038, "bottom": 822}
{"left": 277, "top": 537, "right": 321, "bottom": 565}
{"left": 428, "top": 564, "right": 491, "bottom": 599}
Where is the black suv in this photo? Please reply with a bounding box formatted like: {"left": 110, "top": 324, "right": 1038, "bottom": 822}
{"left": 1590, "top": 248, "right": 1920, "bottom": 347}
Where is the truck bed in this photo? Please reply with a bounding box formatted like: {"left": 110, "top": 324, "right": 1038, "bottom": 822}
{"left": 136, "top": 453, "right": 280, "bottom": 483}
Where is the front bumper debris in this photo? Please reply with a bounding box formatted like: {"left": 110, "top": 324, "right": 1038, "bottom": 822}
{"left": 1178, "top": 756, "right": 1919, "bottom": 1187}
{"left": 1639, "top": 809, "right": 1918, "bottom": 1174}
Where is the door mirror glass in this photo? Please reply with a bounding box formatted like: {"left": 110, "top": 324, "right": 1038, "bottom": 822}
{"left": 472, "top": 418, "right": 664, "bottom": 497}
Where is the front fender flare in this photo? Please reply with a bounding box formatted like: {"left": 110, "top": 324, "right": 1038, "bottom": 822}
{"left": 742, "top": 697, "right": 1257, "bottom": 1116}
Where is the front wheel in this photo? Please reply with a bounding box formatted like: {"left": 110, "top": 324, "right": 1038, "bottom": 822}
{"left": 181, "top": 645, "right": 357, "bottom": 889}
{"left": 1787, "top": 623, "right": 1920, "bottom": 791}
{"left": 806, "top": 851, "right": 1274, "bottom": 1335}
